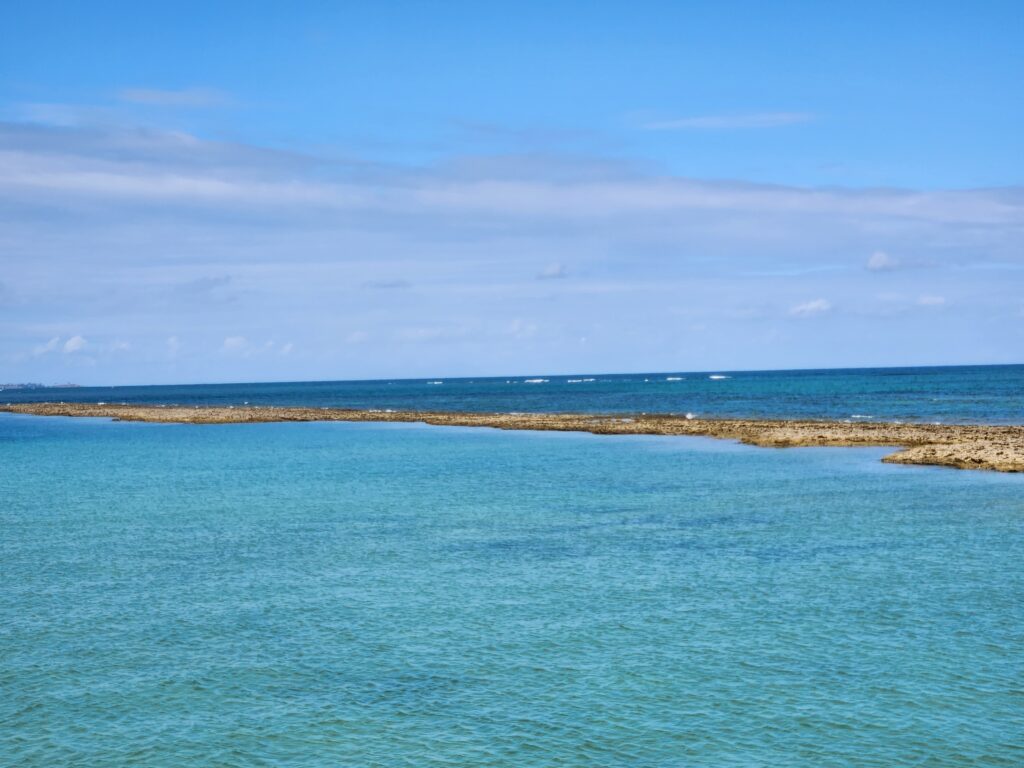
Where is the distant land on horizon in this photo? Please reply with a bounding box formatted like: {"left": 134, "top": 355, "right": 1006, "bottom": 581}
{"left": 0, "top": 383, "right": 80, "bottom": 390}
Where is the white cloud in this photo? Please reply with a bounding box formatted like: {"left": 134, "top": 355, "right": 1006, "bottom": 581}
{"left": 280, "top": 342, "right": 294, "bottom": 355}
{"left": 222, "top": 335, "right": 247, "bottom": 351}
{"left": 508, "top": 318, "right": 539, "bottom": 339}
{"left": 537, "top": 262, "right": 568, "bottom": 280}
{"left": 866, "top": 250, "right": 899, "bottom": 271}
{"left": 63, "top": 335, "right": 87, "bottom": 353}
{"left": 789, "top": 299, "right": 832, "bottom": 317}
{"left": 917, "top": 295, "right": 946, "bottom": 306}
{"left": 643, "top": 112, "right": 814, "bottom": 130}
{"left": 116, "top": 87, "right": 230, "bottom": 107}
{"left": 32, "top": 336, "right": 61, "bottom": 356}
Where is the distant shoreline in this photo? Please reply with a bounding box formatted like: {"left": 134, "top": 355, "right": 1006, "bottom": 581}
{"left": 3, "top": 402, "right": 1022, "bottom": 473}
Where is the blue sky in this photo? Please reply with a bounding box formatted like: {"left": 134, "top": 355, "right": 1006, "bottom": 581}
{"left": 1, "top": 1, "right": 1022, "bottom": 384}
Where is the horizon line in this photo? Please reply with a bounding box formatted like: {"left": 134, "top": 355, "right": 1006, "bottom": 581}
{"left": 10, "top": 361, "right": 1022, "bottom": 391}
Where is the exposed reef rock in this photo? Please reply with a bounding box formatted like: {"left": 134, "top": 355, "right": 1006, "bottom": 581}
{"left": 3, "top": 402, "right": 1022, "bottom": 472}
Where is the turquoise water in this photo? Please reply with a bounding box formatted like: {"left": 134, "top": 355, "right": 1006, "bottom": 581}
{"left": 1, "top": 413, "right": 1022, "bottom": 765}
{"left": 5, "top": 364, "right": 1024, "bottom": 424}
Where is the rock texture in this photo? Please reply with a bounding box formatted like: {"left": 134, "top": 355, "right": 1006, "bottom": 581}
{"left": 3, "top": 402, "right": 1023, "bottom": 472}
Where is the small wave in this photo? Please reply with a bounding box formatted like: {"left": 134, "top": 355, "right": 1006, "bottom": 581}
{"left": 566, "top": 378, "right": 596, "bottom": 383}
{"left": 426, "top": 380, "right": 444, "bottom": 385}
{"left": 523, "top": 378, "right": 549, "bottom": 384}
{"left": 685, "top": 412, "right": 696, "bottom": 420}
{"left": 665, "top": 377, "right": 683, "bottom": 381}
{"left": 850, "top": 414, "right": 873, "bottom": 419}
{"left": 708, "top": 375, "right": 730, "bottom": 380}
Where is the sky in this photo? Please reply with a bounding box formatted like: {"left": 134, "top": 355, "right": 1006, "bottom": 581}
{"left": 1, "top": 1, "right": 1022, "bottom": 385}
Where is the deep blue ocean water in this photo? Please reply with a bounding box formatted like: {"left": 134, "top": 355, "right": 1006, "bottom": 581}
{"left": 4, "top": 364, "right": 1024, "bottom": 424}
{"left": 1, "top": 411, "right": 1022, "bottom": 766}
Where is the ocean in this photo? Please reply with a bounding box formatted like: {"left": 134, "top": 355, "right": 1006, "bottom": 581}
{"left": 4, "top": 363, "right": 1024, "bottom": 424}
{"left": 2, "top": 366, "right": 1022, "bottom": 765}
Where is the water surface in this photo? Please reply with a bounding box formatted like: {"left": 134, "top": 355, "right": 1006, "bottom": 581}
{"left": 2, "top": 414, "right": 1022, "bottom": 765}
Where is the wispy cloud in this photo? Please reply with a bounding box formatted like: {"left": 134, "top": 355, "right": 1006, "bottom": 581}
{"left": 116, "top": 87, "right": 231, "bottom": 108}
{"left": 364, "top": 279, "right": 411, "bottom": 290}
{"left": 166, "top": 336, "right": 182, "bottom": 358}
{"left": 866, "top": 250, "right": 899, "bottom": 271}
{"left": 537, "top": 262, "right": 568, "bottom": 280}
{"left": 643, "top": 112, "right": 814, "bottom": 130}
{"left": 3, "top": 131, "right": 1017, "bottom": 227}
{"left": 789, "top": 299, "right": 832, "bottom": 317}
{"left": 32, "top": 336, "right": 61, "bottom": 357}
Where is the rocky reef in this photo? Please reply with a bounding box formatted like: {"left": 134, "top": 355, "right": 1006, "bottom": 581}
{"left": 3, "top": 402, "right": 1022, "bottom": 472}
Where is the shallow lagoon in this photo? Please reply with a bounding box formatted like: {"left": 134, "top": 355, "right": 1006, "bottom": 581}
{"left": 2, "top": 414, "right": 1022, "bottom": 766}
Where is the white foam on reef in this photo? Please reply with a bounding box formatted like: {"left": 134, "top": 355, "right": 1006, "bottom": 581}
{"left": 709, "top": 375, "right": 730, "bottom": 380}
{"left": 566, "top": 378, "right": 596, "bottom": 383}
{"left": 850, "top": 414, "right": 872, "bottom": 419}
{"left": 665, "top": 376, "right": 683, "bottom": 381}
{"left": 427, "top": 380, "right": 444, "bottom": 385}
{"left": 523, "top": 378, "right": 548, "bottom": 384}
